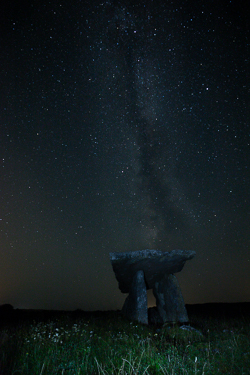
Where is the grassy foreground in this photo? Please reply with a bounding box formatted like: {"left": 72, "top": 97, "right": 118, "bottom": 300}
{"left": 0, "top": 308, "right": 250, "bottom": 374}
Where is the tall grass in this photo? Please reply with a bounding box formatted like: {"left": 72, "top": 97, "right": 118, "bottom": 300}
{"left": 0, "top": 310, "right": 249, "bottom": 374}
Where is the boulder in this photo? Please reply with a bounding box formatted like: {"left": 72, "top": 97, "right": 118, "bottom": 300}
{"left": 110, "top": 249, "right": 196, "bottom": 293}
{"left": 148, "top": 306, "right": 164, "bottom": 325}
{"left": 122, "top": 270, "right": 148, "bottom": 324}
{"left": 153, "top": 274, "right": 189, "bottom": 323}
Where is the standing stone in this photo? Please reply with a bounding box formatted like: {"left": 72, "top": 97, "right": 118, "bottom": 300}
{"left": 122, "top": 270, "right": 148, "bottom": 325}
{"left": 153, "top": 274, "right": 189, "bottom": 323}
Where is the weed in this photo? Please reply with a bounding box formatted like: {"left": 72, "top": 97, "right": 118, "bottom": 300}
{"left": 0, "top": 310, "right": 249, "bottom": 374}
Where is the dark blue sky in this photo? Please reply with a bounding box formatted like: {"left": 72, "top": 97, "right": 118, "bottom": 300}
{"left": 0, "top": 0, "right": 249, "bottom": 310}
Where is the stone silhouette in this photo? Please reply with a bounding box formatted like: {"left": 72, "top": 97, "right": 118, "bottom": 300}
{"left": 122, "top": 270, "right": 148, "bottom": 324}
{"left": 110, "top": 249, "right": 196, "bottom": 324}
{"left": 153, "top": 274, "right": 188, "bottom": 323}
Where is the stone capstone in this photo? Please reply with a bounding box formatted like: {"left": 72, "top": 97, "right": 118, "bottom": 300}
{"left": 110, "top": 249, "right": 196, "bottom": 324}
{"left": 110, "top": 249, "right": 196, "bottom": 293}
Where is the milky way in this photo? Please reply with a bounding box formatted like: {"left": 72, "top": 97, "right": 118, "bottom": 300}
{"left": 95, "top": 2, "right": 210, "bottom": 247}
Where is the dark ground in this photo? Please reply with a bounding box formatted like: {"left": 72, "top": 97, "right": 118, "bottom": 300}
{"left": 1, "top": 302, "right": 250, "bottom": 328}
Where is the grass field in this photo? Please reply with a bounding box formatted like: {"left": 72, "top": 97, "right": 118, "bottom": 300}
{"left": 0, "top": 305, "right": 249, "bottom": 374}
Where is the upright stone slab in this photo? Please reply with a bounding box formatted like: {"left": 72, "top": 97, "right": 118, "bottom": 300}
{"left": 153, "top": 274, "right": 188, "bottom": 323}
{"left": 122, "top": 270, "right": 148, "bottom": 325}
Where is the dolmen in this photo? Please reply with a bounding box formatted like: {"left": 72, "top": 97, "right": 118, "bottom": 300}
{"left": 109, "top": 249, "right": 196, "bottom": 325}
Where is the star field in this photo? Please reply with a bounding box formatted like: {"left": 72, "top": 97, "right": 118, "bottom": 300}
{"left": 0, "top": 0, "right": 249, "bottom": 310}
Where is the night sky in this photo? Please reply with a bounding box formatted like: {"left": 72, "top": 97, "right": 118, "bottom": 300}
{"left": 1, "top": 0, "right": 249, "bottom": 311}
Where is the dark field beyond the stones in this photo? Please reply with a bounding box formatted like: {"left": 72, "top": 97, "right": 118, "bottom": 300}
{"left": 1, "top": 302, "right": 250, "bottom": 325}
{"left": 0, "top": 303, "right": 250, "bottom": 375}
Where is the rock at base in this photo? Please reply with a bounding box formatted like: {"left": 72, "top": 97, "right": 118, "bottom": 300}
{"left": 122, "top": 270, "right": 148, "bottom": 325}
{"left": 153, "top": 274, "right": 189, "bottom": 323}
{"left": 148, "top": 307, "right": 164, "bottom": 325}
